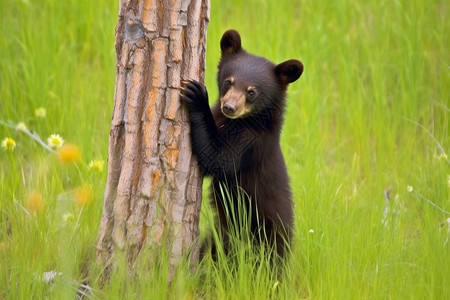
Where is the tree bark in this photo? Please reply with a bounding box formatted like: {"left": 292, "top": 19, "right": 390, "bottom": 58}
{"left": 96, "top": 0, "right": 210, "bottom": 280}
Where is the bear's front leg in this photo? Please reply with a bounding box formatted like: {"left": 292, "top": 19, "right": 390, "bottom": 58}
{"left": 181, "top": 80, "right": 247, "bottom": 176}
{"left": 180, "top": 80, "right": 219, "bottom": 171}
{"left": 181, "top": 80, "right": 211, "bottom": 116}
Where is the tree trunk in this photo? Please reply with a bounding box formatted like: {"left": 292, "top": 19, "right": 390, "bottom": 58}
{"left": 96, "top": 0, "right": 210, "bottom": 280}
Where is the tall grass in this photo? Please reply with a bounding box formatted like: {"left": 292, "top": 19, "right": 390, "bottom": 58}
{"left": 1, "top": 0, "right": 448, "bottom": 298}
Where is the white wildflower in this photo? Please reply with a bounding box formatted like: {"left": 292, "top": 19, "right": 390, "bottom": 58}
{"left": 16, "top": 122, "right": 27, "bottom": 131}
{"left": 47, "top": 134, "right": 64, "bottom": 149}
{"left": 42, "top": 271, "right": 62, "bottom": 283}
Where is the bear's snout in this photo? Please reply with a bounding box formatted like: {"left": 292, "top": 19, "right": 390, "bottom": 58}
{"left": 222, "top": 103, "right": 236, "bottom": 116}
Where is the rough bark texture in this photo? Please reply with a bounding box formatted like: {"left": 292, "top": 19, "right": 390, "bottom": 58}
{"left": 96, "top": 0, "right": 210, "bottom": 279}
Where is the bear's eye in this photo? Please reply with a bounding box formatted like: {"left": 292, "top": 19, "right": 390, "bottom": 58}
{"left": 224, "top": 80, "right": 232, "bottom": 88}
{"left": 247, "top": 89, "right": 256, "bottom": 98}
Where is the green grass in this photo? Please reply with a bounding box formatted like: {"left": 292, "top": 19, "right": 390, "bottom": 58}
{"left": 1, "top": 0, "right": 448, "bottom": 298}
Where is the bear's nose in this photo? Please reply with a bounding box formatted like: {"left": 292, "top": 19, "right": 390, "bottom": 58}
{"left": 222, "top": 103, "right": 236, "bottom": 116}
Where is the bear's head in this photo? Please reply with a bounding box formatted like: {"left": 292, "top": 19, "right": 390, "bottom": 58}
{"left": 217, "top": 29, "right": 303, "bottom": 120}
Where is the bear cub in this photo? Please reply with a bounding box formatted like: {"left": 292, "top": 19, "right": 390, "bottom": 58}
{"left": 181, "top": 29, "right": 303, "bottom": 258}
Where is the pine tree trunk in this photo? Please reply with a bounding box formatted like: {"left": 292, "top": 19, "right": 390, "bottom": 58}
{"left": 96, "top": 0, "right": 210, "bottom": 280}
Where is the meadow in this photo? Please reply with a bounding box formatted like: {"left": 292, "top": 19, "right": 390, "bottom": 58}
{"left": 0, "top": 0, "right": 448, "bottom": 298}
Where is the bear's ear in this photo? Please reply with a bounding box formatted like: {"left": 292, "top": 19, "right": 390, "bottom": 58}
{"left": 275, "top": 59, "right": 304, "bottom": 85}
{"left": 220, "top": 29, "right": 242, "bottom": 56}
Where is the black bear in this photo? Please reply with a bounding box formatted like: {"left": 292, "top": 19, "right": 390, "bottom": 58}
{"left": 181, "top": 29, "right": 303, "bottom": 258}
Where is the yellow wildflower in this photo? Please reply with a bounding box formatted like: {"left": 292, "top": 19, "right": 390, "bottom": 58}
{"left": 47, "top": 134, "right": 64, "bottom": 149}
{"left": 27, "top": 191, "right": 44, "bottom": 213}
{"left": 75, "top": 185, "right": 93, "bottom": 207}
{"left": 2, "top": 137, "right": 16, "bottom": 150}
{"left": 57, "top": 144, "right": 81, "bottom": 164}
{"left": 35, "top": 107, "right": 47, "bottom": 118}
{"left": 406, "top": 185, "right": 414, "bottom": 193}
{"left": 88, "top": 160, "right": 104, "bottom": 171}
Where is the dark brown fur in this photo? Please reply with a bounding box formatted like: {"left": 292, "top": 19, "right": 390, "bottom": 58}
{"left": 181, "top": 30, "right": 303, "bottom": 258}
